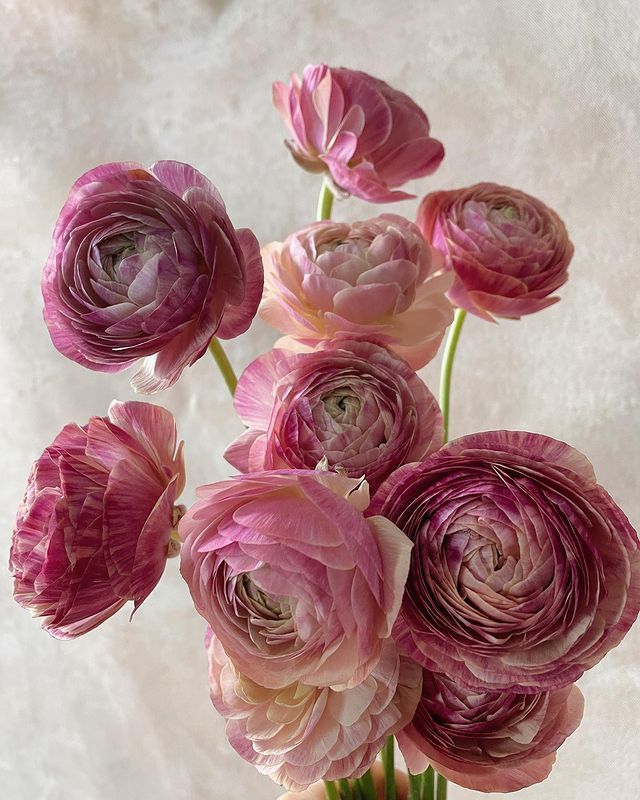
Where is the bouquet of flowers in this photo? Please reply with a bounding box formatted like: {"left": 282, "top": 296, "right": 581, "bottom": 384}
{"left": 10, "top": 63, "right": 639, "bottom": 800}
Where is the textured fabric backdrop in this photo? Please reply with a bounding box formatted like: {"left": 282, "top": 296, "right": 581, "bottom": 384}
{"left": 1, "top": 1, "right": 639, "bottom": 798}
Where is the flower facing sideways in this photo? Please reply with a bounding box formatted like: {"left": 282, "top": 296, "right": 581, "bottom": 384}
{"left": 260, "top": 215, "right": 453, "bottom": 369}
{"left": 273, "top": 63, "right": 444, "bottom": 203}
{"left": 371, "top": 430, "right": 640, "bottom": 693}
{"left": 10, "top": 401, "right": 186, "bottom": 638}
{"left": 180, "top": 470, "right": 412, "bottom": 690}
{"left": 42, "top": 160, "right": 263, "bottom": 392}
{"left": 397, "top": 669, "right": 584, "bottom": 792}
{"left": 208, "top": 632, "right": 421, "bottom": 791}
{"left": 417, "top": 183, "right": 573, "bottom": 320}
{"left": 224, "top": 339, "right": 443, "bottom": 493}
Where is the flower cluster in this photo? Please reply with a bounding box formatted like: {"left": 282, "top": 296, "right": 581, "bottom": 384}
{"left": 9, "top": 60, "right": 638, "bottom": 799}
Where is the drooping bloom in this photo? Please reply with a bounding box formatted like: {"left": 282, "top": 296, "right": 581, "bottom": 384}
{"left": 259, "top": 215, "right": 453, "bottom": 369}
{"left": 42, "top": 160, "right": 263, "bottom": 392}
{"left": 180, "top": 470, "right": 412, "bottom": 690}
{"left": 10, "top": 401, "right": 186, "bottom": 638}
{"left": 224, "top": 340, "right": 443, "bottom": 492}
{"left": 208, "top": 632, "right": 421, "bottom": 791}
{"left": 416, "top": 183, "right": 573, "bottom": 320}
{"left": 397, "top": 669, "right": 584, "bottom": 793}
{"left": 370, "top": 431, "right": 640, "bottom": 692}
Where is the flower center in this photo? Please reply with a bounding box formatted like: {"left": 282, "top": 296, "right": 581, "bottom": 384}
{"left": 321, "top": 387, "right": 362, "bottom": 423}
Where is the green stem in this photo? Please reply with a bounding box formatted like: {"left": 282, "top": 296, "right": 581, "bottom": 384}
{"left": 436, "top": 773, "right": 447, "bottom": 800}
{"left": 358, "top": 769, "right": 378, "bottom": 800}
{"left": 339, "top": 778, "right": 353, "bottom": 800}
{"left": 408, "top": 772, "right": 424, "bottom": 800}
{"left": 422, "top": 767, "right": 435, "bottom": 800}
{"left": 324, "top": 780, "right": 340, "bottom": 800}
{"left": 317, "top": 177, "right": 335, "bottom": 221}
{"left": 438, "top": 308, "right": 467, "bottom": 443}
{"left": 208, "top": 337, "right": 238, "bottom": 397}
{"left": 381, "top": 736, "right": 397, "bottom": 800}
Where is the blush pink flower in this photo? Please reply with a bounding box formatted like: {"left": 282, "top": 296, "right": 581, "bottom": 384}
{"left": 224, "top": 340, "right": 443, "bottom": 493}
{"left": 208, "top": 632, "right": 421, "bottom": 791}
{"left": 273, "top": 64, "right": 444, "bottom": 203}
{"left": 180, "top": 470, "right": 412, "bottom": 690}
{"left": 370, "top": 431, "right": 640, "bottom": 692}
{"left": 259, "top": 216, "right": 453, "bottom": 369}
{"left": 10, "top": 401, "right": 186, "bottom": 638}
{"left": 397, "top": 669, "right": 584, "bottom": 792}
{"left": 42, "top": 161, "right": 263, "bottom": 392}
{"left": 416, "top": 183, "right": 573, "bottom": 320}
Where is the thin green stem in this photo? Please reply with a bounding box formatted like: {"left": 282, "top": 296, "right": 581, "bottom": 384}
{"left": 317, "top": 177, "right": 335, "bottom": 221}
{"left": 435, "top": 773, "right": 447, "bottom": 800}
{"left": 381, "top": 736, "right": 397, "bottom": 800}
{"left": 208, "top": 337, "right": 237, "bottom": 397}
{"left": 408, "top": 772, "right": 424, "bottom": 800}
{"left": 324, "top": 780, "right": 340, "bottom": 800}
{"left": 422, "top": 766, "right": 435, "bottom": 800}
{"left": 438, "top": 308, "right": 467, "bottom": 443}
{"left": 339, "top": 778, "right": 353, "bottom": 800}
{"left": 358, "top": 770, "right": 378, "bottom": 800}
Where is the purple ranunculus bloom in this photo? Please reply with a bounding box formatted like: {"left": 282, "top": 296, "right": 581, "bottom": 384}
{"left": 42, "top": 161, "right": 263, "bottom": 392}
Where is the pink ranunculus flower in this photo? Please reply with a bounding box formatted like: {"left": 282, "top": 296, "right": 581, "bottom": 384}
{"left": 397, "top": 669, "right": 584, "bottom": 793}
{"left": 259, "top": 215, "right": 453, "bottom": 369}
{"left": 180, "top": 470, "right": 412, "bottom": 690}
{"left": 207, "top": 631, "right": 421, "bottom": 791}
{"left": 370, "top": 431, "right": 640, "bottom": 692}
{"left": 273, "top": 64, "right": 445, "bottom": 203}
{"left": 10, "top": 401, "right": 186, "bottom": 638}
{"left": 42, "top": 161, "right": 263, "bottom": 393}
{"left": 416, "top": 183, "right": 573, "bottom": 320}
{"left": 224, "top": 340, "right": 443, "bottom": 493}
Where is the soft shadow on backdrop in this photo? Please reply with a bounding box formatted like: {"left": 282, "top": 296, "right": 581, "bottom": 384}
{"left": 1, "top": 1, "right": 638, "bottom": 798}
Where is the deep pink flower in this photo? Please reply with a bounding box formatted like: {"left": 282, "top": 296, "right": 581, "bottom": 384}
{"left": 417, "top": 183, "right": 573, "bottom": 320}
{"left": 273, "top": 64, "right": 444, "bottom": 202}
{"left": 10, "top": 401, "right": 186, "bottom": 638}
{"left": 224, "top": 340, "right": 443, "bottom": 492}
{"left": 397, "top": 669, "right": 584, "bottom": 792}
{"left": 370, "top": 431, "right": 640, "bottom": 692}
{"left": 259, "top": 215, "right": 453, "bottom": 369}
{"left": 208, "top": 632, "right": 421, "bottom": 791}
{"left": 180, "top": 470, "right": 412, "bottom": 690}
{"left": 42, "top": 161, "right": 263, "bottom": 392}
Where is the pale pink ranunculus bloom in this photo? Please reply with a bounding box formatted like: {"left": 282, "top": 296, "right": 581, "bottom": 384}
{"left": 397, "top": 669, "right": 584, "bottom": 793}
{"left": 207, "top": 631, "right": 421, "bottom": 791}
{"left": 370, "top": 430, "right": 640, "bottom": 693}
{"left": 417, "top": 183, "right": 573, "bottom": 321}
{"left": 10, "top": 401, "right": 186, "bottom": 638}
{"left": 259, "top": 215, "right": 454, "bottom": 369}
{"left": 42, "top": 161, "right": 263, "bottom": 393}
{"left": 224, "top": 339, "right": 443, "bottom": 493}
{"left": 180, "top": 470, "right": 413, "bottom": 690}
{"left": 273, "top": 64, "right": 444, "bottom": 203}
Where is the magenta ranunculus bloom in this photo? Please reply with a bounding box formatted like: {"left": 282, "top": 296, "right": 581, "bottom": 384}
{"left": 10, "top": 401, "right": 186, "bottom": 638}
{"left": 208, "top": 632, "right": 421, "bottom": 791}
{"left": 180, "top": 470, "right": 412, "bottom": 690}
{"left": 417, "top": 183, "right": 573, "bottom": 321}
{"left": 42, "top": 161, "right": 263, "bottom": 392}
{"left": 370, "top": 431, "right": 640, "bottom": 692}
{"left": 273, "top": 63, "right": 445, "bottom": 203}
{"left": 259, "top": 215, "right": 453, "bottom": 369}
{"left": 224, "top": 340, "right": 443, "bottom": 493}
{"left": 397, "top": 669, "right": 584, "bottom": 793}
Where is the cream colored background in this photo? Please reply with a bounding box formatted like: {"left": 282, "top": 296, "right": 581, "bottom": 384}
{"left": 1, "top": 1, "right": 638, "bottom": 798}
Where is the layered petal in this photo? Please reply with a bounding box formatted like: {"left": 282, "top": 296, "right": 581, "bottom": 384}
{"left": 10, "top": 401, "right": 185, "bottom": 637}
{"left": 180, "top": 470, "right": 413, "bottom": 690}
{"left": 42, "top": 160, "right": 263, "bottom": 392}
